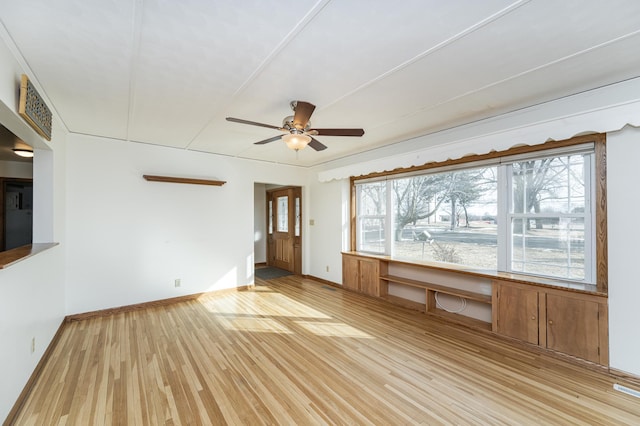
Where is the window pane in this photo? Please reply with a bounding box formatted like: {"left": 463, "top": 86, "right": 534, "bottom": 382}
{"left": 277, "top": 196, "right": 288, "bottom": 232}
{"left": 356, "top": 182, "right": 387, "bottom": 253}
{"left": 511, "top": 217, "right": 585, "bottom": 280}
{"left": 511, "top": 155, "right": 585, "bottom": 215}
{"left": 358, "top": 217, "right": 385, "bottom": 253}
{"left": 392, "top": 168, "right": 498, "bottom": 269}
{"left": 268, "top": 201, "right": 273, "bottom": 234}
{"left": 358, "top": 182, "right": 386, "bottom": 215}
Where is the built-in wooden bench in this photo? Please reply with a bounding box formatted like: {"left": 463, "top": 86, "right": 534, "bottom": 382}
{"left": 380, "top": 274, "right": 492, "bottom": 330}
{"left": 342, "top": 251, "right": 609, "bottom": 366}
{"left": 380, "top": 274, "right": 492, "bottom": 303}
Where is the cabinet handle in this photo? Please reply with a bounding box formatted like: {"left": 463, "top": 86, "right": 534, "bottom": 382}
{"left": 531, "top": 316, "right": 536, "bottom": 320}
{"left": 548, "top": 320, "right": 553, "bottom": 325}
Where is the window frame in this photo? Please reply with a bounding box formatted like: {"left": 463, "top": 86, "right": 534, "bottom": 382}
{"left": 350, "top": 135, "right": 607, "bottom": 292}
{"left": 355, "top": 180, "right": 389, "bottom": 254}
{"left": 504, "top": 150, "right": 594, "bottom": 282}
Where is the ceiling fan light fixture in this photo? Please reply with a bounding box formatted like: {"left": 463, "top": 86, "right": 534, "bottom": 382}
{"left": 12, "top": 148, "right": 34, "bottom": 158}
{"left": 282, "top": 133, "right": 311, "bottom": 151}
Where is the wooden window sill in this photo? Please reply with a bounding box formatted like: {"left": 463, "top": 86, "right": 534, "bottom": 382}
{"left": 0, "top": 243, "right": 59, "bottom": 269}
{"left": 343, "top": 251, "right": 604, "bottom": 296}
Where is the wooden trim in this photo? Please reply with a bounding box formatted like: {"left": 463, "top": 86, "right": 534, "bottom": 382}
{"left": 428, "top": 308, "right": 492, "bottom": 331}
{"left": 0, "top": 243, "right": 59, "bottom": 269}
{"left": 65, "top": 286, "right": 253, "bottom": 322}
{"left": 350, "top": 176, "right": 357, "bottom": 252}
{"left": 599, "top": 302, "right": 610, "bottom": 367}
{"left": 302, "top": 274, "right": 341, "bottom": 288}
{"left": 381, "top": 294, "right": 425, "bottom": 312}
{"left": 609, "top": 368, "right": 640, "bottom": 388}
{"left": 351, "top": 134, "right": 605, "bottom": 181}
{"left": 265, "top": 185, "right": 299, "bottom": 194}
{"left": 142, "top": 175, "right": 226, "bottom": 186}
{"left": 491, "top": 284, "right": 499, "bottom": 333}
{"left": 347, "top": 251, "right": 603, "bottom": 296}
{"left": 594, "top": 138, "right": 608, "bottom": 292}
{"left": 3, "top": 319, "right": 66, "bottom": 426}
{"left": 293, "top": 186, "right": 302, "bottom": 275}
{"left": 538, "top": 291, "right": 547, "bottom": 348}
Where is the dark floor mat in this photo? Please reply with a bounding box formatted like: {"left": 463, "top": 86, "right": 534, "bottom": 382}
{"left": 255, "top": 267, "right": 293, "bottom": 280}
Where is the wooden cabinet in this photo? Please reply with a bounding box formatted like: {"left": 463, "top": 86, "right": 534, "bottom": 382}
{"left": 342, "top": 254, "right": 385, "bottom": 297}
{"left": 342, "top": 253, "right": 609, "bottom": 366}
{"left": 493, "top": 280, "right": 608, "bottom": 365}
{"left": 546, "top": 293, "right": 605, "bottom": 364}
{"left": 342, "top": 254, "right": 360, "bottom": 292}
{"left": 493, "top": 283, "right": 540, "bottom": 345}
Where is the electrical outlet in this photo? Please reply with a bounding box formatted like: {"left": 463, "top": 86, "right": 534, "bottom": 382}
{"left": 30, "top": 337, "right": 35, "bottom": 354}
{"left": 174, "top": 278, "right": 181, "bottom": 288}
{"left": 326, "top": 265, "right": 330, "bottom": 272}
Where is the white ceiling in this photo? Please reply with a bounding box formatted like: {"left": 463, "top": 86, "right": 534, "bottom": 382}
{"left": 1, "top": 0, "right": 639, "bottom": 167}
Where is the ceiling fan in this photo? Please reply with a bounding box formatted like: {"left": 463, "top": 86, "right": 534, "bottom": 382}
{"left": 226, "top": 101, "right": 364, "bottom": 151}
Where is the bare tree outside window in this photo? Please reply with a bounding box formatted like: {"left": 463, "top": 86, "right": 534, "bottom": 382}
{"left": 509, "top": 154, "right": 588, "bottom": 280}
{"left": 354, "top": 145, "right": 595, "bottom": 282}
{"left": 357, "top": 182, "right": 386, "bottom": 253}
{"left": 387, "top": 168, "right": 498, "bottom": 269}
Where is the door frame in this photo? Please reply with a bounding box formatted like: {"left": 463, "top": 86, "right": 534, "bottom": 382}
{"left": 266, "top": 186, "right": 302, "bottom": 274}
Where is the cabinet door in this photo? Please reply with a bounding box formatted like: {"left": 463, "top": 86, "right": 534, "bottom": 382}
{"left": 342, "top": 256, "right": 360, "bottom": 291}
{"left": 359, "top": 259, "right": 379, "bottom": 297}
{"left": 546, "top": 294, "right": 601, "bottom": 364}
{"left": 494, "top": 283, "right": 539, "bottom": 345}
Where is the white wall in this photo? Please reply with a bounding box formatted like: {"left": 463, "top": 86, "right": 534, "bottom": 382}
{"left": 0, "top": 160, "right": 32, "bottom": 178}
{"left": 607, "top": 125, "right": 640, "bottom": 376}
{"left": 0, "top": 33, "right": 66, "bottom": 421}
{"left": 0, "top": 246, "right": 65, "bottom": 418}
{"left": 305, "top": 178, "right": 347, "bottom": 283}
{"left": 64, "top": 134, "right": 307, "bottom": 314}
{"left": 253, "top": 183, "right": 267, "bottom": 264}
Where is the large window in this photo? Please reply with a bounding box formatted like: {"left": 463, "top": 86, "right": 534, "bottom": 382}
{"left": 508, "top": 153, "right": 590, "bottom": 281}
{"left": 354, "top": 141, "right": 601, "bottom": 284}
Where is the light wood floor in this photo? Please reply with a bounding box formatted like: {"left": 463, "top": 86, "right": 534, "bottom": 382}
{"left": 11, "top": 275, "right": 640, "bottom": 425}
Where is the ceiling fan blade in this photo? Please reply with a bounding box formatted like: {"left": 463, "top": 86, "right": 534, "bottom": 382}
{"left": 254, "top": 135, "right": 283, "bottom": 145}
{"left": 226, "top": 117, "right": 283, "bottom": 131}
{"left": 309, "top": 128, "right": 365, "bottom": 137}
{"left": 308, "top": 137, "right": 327, "bottom": 151}
{"left": 292, "top": 101, "right": 316, "bottom": 130}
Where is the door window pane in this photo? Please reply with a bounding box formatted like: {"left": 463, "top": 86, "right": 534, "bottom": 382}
{"left": 277, "top": 196, "right": 288, "bottom": 232}
{"left": 268, "top": 201, "right": 273, "bottom": 234}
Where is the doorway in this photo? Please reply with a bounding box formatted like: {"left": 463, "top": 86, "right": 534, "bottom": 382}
{"left": 266, "top": 186, "right": 302, "bottom": 274}
{"left": 1, "top": 178, "right": 33, "bottom": 251}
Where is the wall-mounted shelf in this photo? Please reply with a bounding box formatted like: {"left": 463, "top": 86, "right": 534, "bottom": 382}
{"left": 143, "top": 175, "right": 226, "bottom": 186}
